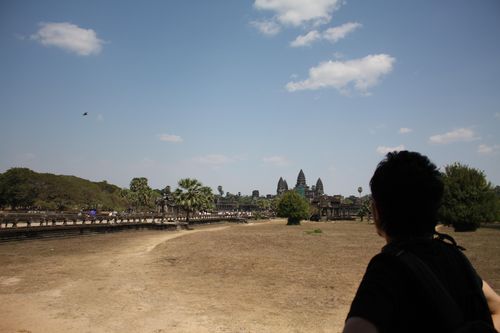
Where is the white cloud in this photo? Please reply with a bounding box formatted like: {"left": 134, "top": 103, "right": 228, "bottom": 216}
{"left": 399, "top": 127, "right": 412, "bottom": 134}
{"left": 376, "top": 145, "right": 405, "bottom": 155}
{"left": 290, "top": 30, "right": 321, "bottom": 47}
{"left": 262, "top": 155, "right": 290, "bottom": 167}
{"left": 323, "top": 22, "right": 362, "bottom": 43}
{"left": 253, "top": 0, "right": 342, "bottom": 27}
{"left": 194, "top": 154, "right": 235, "bottom": 166}
{"left": 477, "top": 144, "right": 499, "bottom": 155}
{"left": 495, "top": 112, "right": 500, "bottom": 119}
{"left": 286, "top": 54, "right": 395, "bottom": 93}
{"left": 159, "top": 134, "right": 183, "bottom": 143}
{"left": 31, "top": 22, "right": 104, "bottom": 56}
{"left": 290, "top": 22, "right": 361, "bottom": 47}
{"left": 250, "top": 20, "right": 281, "bottom": 36}
{"left": 429, "top": 128, "right": 478, "bottom": 144}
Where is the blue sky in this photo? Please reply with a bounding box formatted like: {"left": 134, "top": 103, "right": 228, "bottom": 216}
{"left": 1, "top": 0, "right": 499, "bottom": 197}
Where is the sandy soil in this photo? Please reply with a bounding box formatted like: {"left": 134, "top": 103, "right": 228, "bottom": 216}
{"left": 0, "top": 219, "right": 498, "bottom": 333}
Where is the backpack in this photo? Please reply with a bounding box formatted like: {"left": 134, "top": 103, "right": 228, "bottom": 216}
{"left": 391, "top": 248, "right": 496, "bottom": 333}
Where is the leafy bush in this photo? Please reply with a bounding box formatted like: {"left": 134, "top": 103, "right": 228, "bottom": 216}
{"left": 439, "top": 163, "right": 497, "bottom": 231}
{"left": 276, "top": 191, "right": 310, "bottom": 225}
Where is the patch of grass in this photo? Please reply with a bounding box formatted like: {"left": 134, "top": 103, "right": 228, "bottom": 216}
{"left": 305, "top": 228, "right": 323, "bottom": 235}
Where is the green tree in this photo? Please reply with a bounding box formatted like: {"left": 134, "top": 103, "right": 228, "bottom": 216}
{"left": 276, "top": 191, "right": 310, "bottom": 225}
{"left": 200, "top": 186, "right": 215, "bottom": 211}
{"left": 129, "top": 177, "right": 155, "bottom": 211}
{"left": 439, "top": 163, "right": 497, "bottom": 231}
{"left": 495, "top": 186, "right": 500, "bottom": 221}
{"left": 160, "top": 185, "right": 171, "bottom": 197}
{"left": 173, "top": 178, "right": 214, "bottom": 223}
{"left": 357, "top": 200, "right": 371, "bottom": 222}
{"left": 256, "top": 198, "right": 271, "bottom": 211}
{"left": 270, "top": 197, "right": 279, "bottom": 214}
{"left": 0, "top": 168, "right": 128, "bottom": 212}
{"left": 0, "top": 168, "right": 39, "bottom": 209}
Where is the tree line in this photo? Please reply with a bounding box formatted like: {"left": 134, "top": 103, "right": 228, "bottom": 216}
{"left": 0, "top": 168, "right": 261, "bottom": 220}
{"left": 0, "top": 168, "right": 128, "bottom": 211}
{"left": 1, "top": 163, "right": 499, "bottom": 231}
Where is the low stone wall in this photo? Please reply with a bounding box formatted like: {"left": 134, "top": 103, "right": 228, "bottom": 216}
{"left": 0, "top": 212, "right": 250, "bottom": 228}
{"left": 0, "top": 212, "right": 251, "bottom": 242}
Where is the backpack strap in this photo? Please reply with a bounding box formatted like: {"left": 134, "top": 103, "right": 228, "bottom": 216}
{"left": 434, "top": 231, "right": 466, "bottom": 251}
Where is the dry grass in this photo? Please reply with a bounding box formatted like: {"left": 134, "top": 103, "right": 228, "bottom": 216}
{"left": 0, "top": 219, "right": 498, "bottom": 333}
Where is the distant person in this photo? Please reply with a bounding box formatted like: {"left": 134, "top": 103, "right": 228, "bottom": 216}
{"left": 343, "top": 151, "right": 500, "bottom": 333}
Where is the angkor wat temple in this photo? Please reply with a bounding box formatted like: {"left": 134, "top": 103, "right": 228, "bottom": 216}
{"left": 277, "top": 169, "right": 324, "bottom": 200}
{"left": 277, "top": 170, "right": 359, "bottom": 220}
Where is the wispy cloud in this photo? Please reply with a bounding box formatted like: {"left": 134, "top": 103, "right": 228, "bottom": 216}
{"left": 429, "top": 128, "right": 478, "bottom": 144}
{"left": 399, "top": 127, "right": 412, "bottom": 134}
{"left": 376, "top": 145, "right": 405, "bottom": 155}
{"left": 159, "top": 134, "right": 183, "bottom": 143}
{"left": 250, "top": 20, "right": 281, "bottom": 36}
{"left": 286, "top": 54, "right": 395, "bottom": 94}
{"left": 323, "top": 22, "right": 362, "bottom": 43}
{"left": 262, "top": 155, "right": 290, "bottom": 167}
{"left": 252, "top": 0, "right": 342, "bottom": 34}
{"left": 290, "top": 22, "right": 361, "bottom": 47}
{"left": 477, "top": 144, "right": 499, "bottom": 155}
{"left": 290, "top": 30, "right": 321, "bottom": 47}
{"left": 30, "top": 22, "right": 104, "bottom": 56}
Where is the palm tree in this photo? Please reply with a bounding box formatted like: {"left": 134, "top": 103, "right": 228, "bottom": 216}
{"left": 199, "top": 186, "right": 215, "bottom": 211}
{"left": 173, "top": 178, "right": 213, "bottom": 223}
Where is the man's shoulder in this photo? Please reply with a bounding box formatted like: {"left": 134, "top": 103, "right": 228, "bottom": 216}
{"left": 366, "top": 251, "right": 405, "bottom": 275}
{"left": 358, "top": 251, "right": 413, "bottom": 297}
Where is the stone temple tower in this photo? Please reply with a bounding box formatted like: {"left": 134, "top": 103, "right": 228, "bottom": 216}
{"left": 296, "top": 169, "right": 306, "bottom": 188}
{"left": 295, "top": 169, "right": 308, "bottom": 197}
{"left": 315, "top": 178, "right": 324, "bottom": 196}
{"left": 277, "top": 177, "right": 288, "bottom": 195}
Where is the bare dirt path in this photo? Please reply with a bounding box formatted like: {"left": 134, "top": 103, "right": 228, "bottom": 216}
{"left": 0, "top": 220, "right": 498, "bottom": 333}
{"left": 0, "top": 225, "right": 231, "bottom": 333}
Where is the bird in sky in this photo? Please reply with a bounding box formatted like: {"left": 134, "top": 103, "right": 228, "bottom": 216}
{"left": 82, "top": 112, "right": 88, "bottom": 116}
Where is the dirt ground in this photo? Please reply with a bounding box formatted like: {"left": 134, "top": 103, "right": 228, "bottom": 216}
{"left": 0, "top": 219, "right": 498, "bottom": 333}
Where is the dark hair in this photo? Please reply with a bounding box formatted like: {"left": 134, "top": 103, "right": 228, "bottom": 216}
{"left": 370, "top": 151, "right": 444, "bottom": 238}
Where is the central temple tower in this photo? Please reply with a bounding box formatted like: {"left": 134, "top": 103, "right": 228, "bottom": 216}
{"left": 296, "top": 169, "right": 306, "bottom": 188}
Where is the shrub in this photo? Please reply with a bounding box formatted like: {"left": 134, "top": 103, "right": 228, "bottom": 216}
{"left": 276, "top": 191, "right": 310, "bottom": 225}
{"left": 439, "top": 163, "right": 497, "bottom": 231}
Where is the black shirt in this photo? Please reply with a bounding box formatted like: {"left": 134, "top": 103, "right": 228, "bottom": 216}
{"left": 347, "top": 238, "right": 492, "bottom": 333}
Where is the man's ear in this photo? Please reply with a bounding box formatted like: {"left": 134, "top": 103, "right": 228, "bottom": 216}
{"left": 372, "top": 200, "right": 385, "bottom": 238}
{"left": 371, "top": 201, "right": 380, "bottom": 224}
